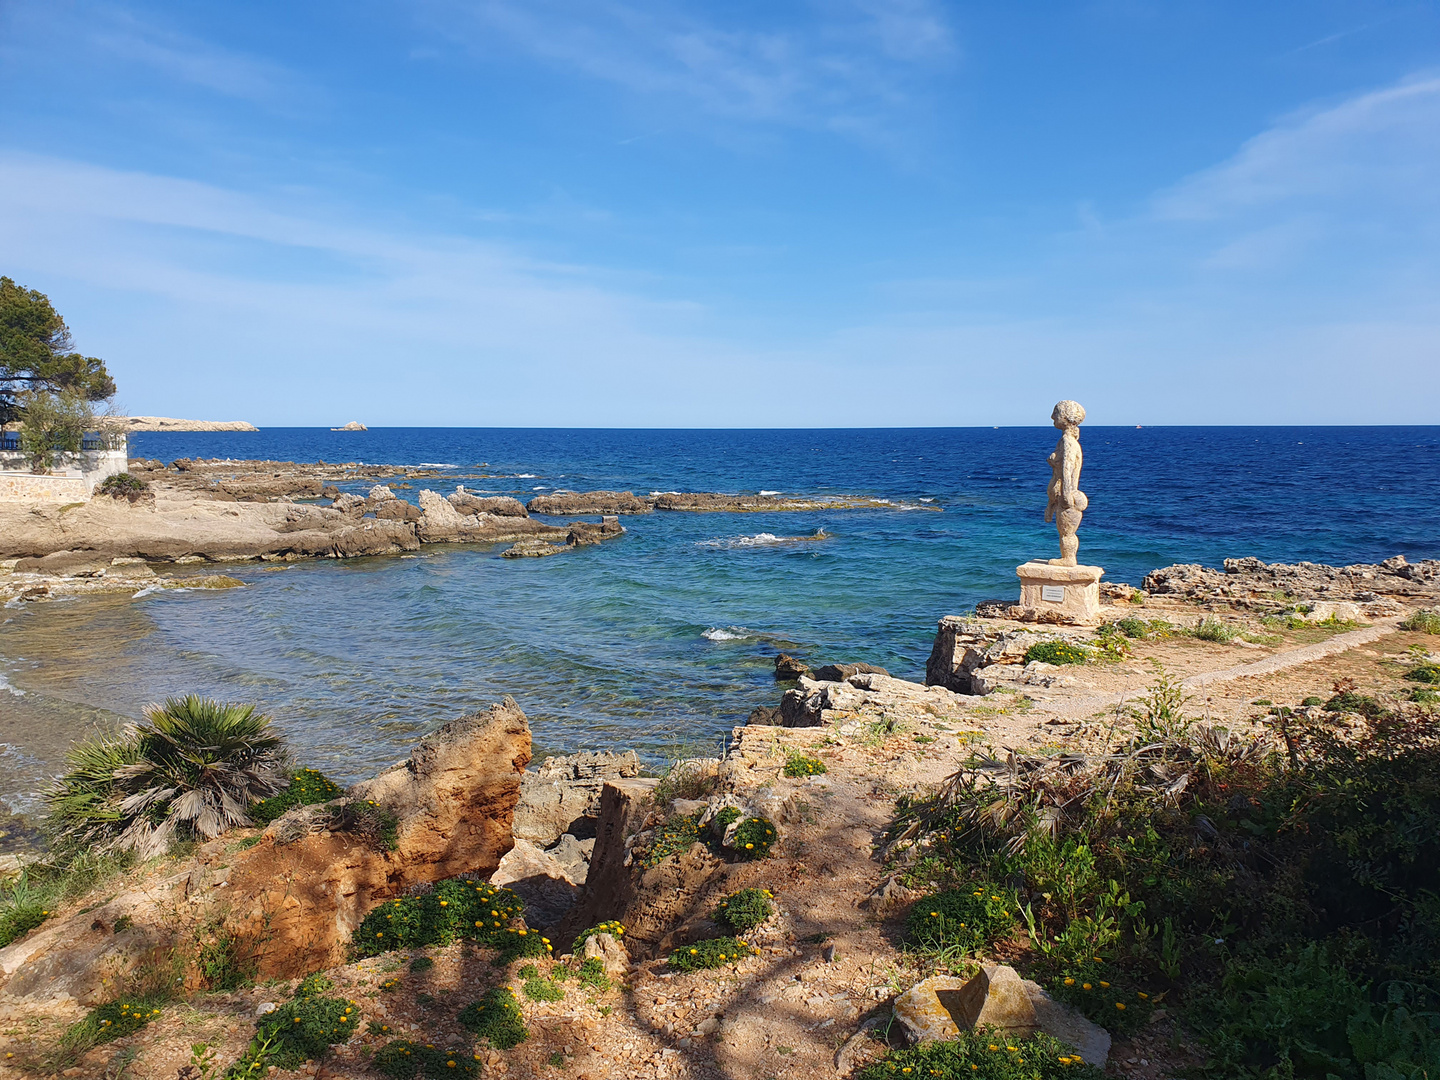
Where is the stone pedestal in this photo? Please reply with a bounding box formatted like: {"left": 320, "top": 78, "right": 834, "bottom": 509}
{"left": 1016, "top": 561, "right": 1104, "bottom": 624}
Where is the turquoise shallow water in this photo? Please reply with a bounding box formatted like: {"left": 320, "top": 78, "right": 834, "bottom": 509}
{"left": 2, "top": 426, "right": 1436, "bottom": 815}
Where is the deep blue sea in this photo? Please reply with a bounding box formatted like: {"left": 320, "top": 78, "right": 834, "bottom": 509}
{"left": 2, "top": 426, "right": 1437, "bottom": 814}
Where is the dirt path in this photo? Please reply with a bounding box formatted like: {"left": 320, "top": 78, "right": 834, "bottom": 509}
{"left": 1049, "top": 618, "right": 1403, "bottom": 719}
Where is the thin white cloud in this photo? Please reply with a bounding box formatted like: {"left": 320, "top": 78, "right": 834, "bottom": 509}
{"left": 417, "top": 0, "right": 955, "bottom": 133}
{"left": 1153, "top": 75, "right": 1440, "bottom": 221}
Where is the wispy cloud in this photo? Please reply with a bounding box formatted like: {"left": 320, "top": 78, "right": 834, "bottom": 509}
{"left": 417, "top": 0, "right": 955, "bottom": 135}
{"left": 1153, "top": 75, "right": 1440, "bottom": 220}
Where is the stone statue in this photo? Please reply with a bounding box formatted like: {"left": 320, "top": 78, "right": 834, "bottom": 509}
{"left": 1044, "top": 399, "right": 1087, "bottom": 567}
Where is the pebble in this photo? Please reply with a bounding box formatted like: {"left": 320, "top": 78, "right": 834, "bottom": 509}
{"left": 255, "top": 1002, "right": 278, "bottom": 1017}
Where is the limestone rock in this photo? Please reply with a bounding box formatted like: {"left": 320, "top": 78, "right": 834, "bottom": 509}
{"left": 368, "top": 484, "right": 396, "bottom": 501}
{"left": 774, "top": 654, "right": 811, "bottom": 680}
{"left": 526, "top": 491, "right": 653, "bottom": 515}
{"left": 194, "top": 698, "right": 533, "bottom": 978}
{"left": 514, "top": 751, "right": 642, "bottom": 846}
{"left": 893, "top": 966, "right": 1109, "bottom": 1066}
{"left": 450, "top": 491, "right": 528, "bottom": 518}
{"left": 581, "top": 931, "right": 629, "bottom": 976}
{"left": 490, "top": 838, "right": 582, "bottom": 928}
{"left": 813, "top": 662, "right": 888, "bottom": 682}
{"left": 373, "top": 499, "right": 423, "bottom": 522}
{"left": 0, "top": 876, "right": 186, "bottom": 1005}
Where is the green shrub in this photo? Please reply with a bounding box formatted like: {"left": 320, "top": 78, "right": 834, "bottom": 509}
{"left": 713, "top": 888, "right": 774, "bottom": 933}
{"left": 62, "top": 999, "right": 163, "bottom": 1049}
{"left": 409, "top": 956, "right": 434, "bottom": 973}
{"left": 1191, "top": 944, "right": 1440, "bottom": 1080}
{"left": 98, "top": 472, "right": 149, "bottom": 497}
{"left": 667, "top": 937, "right": 759, "bottom": 972}
{"left": 1190, "top": 618, "right": 1235, "bottom": 643}
{"left": 1023, "top": 641, "right": 1089, "bottom": 666}
{"left": 249, "top": 769, "right": 344, "bottom": 824}
{"left": 458, "top": 987, "right": 527, "bottom": 1049}
{"left": 232, "top": 987, "right": 359, "bottom": 1072}
{"left": 730, "top": 815, "right": 777, "bottom": 859}
{"left": 0, "top": 873, "right": 52, "bottom": 948}
{"left": 1406, "top": 663, "right": 1440, "bottom": 685}
{"left": 521, "top": 970, "right": 563, "bottom": 1002}
{"left": 198, "top": 931, "right": 256, "bottom": 991}
{"left": 1402, "top": 609, "right": 1440, "bottom": 634}
{"left": 783, "top": 753, "right": 827, "bottom": 778}
{"left": 373, "top": 1040, "right": 479, "bottom": 1078}
{"left": 575, "top": 956, "right": 611, "bottom": 990}
{"left": 905, "top": 885, "right": 1017, "bottom": 957}
{"left": 1413, "top": 688, "right": 1440, "bottom": 704}
{"left": 378, "top": 976, "right": 402, "bottom": 992}
{"left": 294, "top": 972, "right": 334, "bottom": 996}
{"left": 638, "top": 813, "right": 701, "bottom": 868}
{"left": 1113, "top": 617, "right": 1148, "bottom": 639}
{"left": 350, "top": 879, "right": 548, "bottom": 961}
{"left": 1045, "top": 966, "right": 1153, "bottom": 1036}
{"left": 46, "top": 696, "right": 287, "bottom": 856}
{"left": 856, "top": 1026, "right": 1103, "bottom": 1079}
{"left": 1324, "top": 688, "right": 1389, "bottom": 718}
{"left": 1301, "top": 696, "right": 1325, "bottom": 707}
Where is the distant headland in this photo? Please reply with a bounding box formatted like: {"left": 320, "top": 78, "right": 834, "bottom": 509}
{"left": 122, "top": 416, "right": 258, "bottom": 432}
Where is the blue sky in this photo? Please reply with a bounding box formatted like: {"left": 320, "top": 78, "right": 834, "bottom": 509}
{"left": 1, "top": 1, "right": 1437, "bottom": 426}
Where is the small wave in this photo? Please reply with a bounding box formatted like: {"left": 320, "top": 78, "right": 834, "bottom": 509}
{"left": 919, "top": 497, "right": 934, "bottom": 503}
{"left": 0, "top": 673, "right": 24, "bottom": 696}
{"left": 698, "top": 529, "right": 829, "bottom": 549}
{"left": 759, "top": 490, "right": 781, "bottom": 496}
{"left": 132, "top": 584, "right": 166, "bottom": 598}
{"left": 533, "top": 486, "right": 548, "bottom": 491}
{"left": 418, "top": 462, "right": 456, "bottom": 468}
{"left": 702, "top": 626, "right": 751, "bottom": 641}
{"left": 515, "top": 473, "right": 538, "bottom": 478}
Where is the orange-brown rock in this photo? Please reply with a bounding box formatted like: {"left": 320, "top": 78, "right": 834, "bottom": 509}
{"left": 213, "top": 697, "right": 532, "bottom": 978}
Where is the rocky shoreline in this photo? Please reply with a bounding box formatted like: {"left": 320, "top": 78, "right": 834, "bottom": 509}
{"left": 0, "top": 457, "right": 947, "bottom": 592}
{"left": 1, "top": 553, "right": 1437, "bottom": 1079}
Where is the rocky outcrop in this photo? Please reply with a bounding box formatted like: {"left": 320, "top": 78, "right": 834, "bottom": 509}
{"left": 0, "top": 699, "right": 532, "bottom": 999}
{"left": 527, "top": 491, "right": 653, "bottom": 515}
{"left": 217, "top": 477, "right": 324, "bottom": 500}
{"left": 926, "top": 618, "right": 1095, "bottom": 695}
{"left": 122, "top": 416, "right": 258, "bottom": 432}
{"left": 500, "top": 519, "right": 626, "bottom": 559}
{"left": 450, "top": 491, "right": 529, "bottom": 518}
{"left": 515, "top": 751, "right": 642, "bottom": 845}
{"left": 224, "top": 698, "right": 531, "bottom": 978}
{"left": 417, "top": 489, "right": 568, "bottom": 545}
{"left": 893, "top": 966, "right": 1109, "bottom": 1065}
{"left": 774, "top": 654, "right": 811, "bottom": 680}
{"left": 813, "top": 661, "right": 888, "bottom": 682}
{"left": 490, "top": 838, "right": 584, "bottom": 929}
{"left": 1143, "top": 555, "right": 1439, "bottom": 607}
{"left": 0, "top": 497, "right": 421, "bottom": 563}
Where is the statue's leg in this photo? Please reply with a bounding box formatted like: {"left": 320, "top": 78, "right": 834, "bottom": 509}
{"left": 1054, "top": 509, "right": 1082, "bottom": 566}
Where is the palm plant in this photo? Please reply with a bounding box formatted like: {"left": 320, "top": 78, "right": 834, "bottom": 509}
{"left": 46, "top": 697, "right": 288, "bottom": 857}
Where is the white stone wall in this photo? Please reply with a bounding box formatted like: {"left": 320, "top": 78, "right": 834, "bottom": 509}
{"left": 0, "top": 439, "right": 130, "bottom": 499}
{"left": 0, "top": 472, "right": 89, "bottom": 502}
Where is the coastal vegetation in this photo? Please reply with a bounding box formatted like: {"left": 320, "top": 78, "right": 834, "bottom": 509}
{"left": 879, "top": 668, "right": 1440, "bottom": 1079}
{"left": 858, "top": 1028, "right": 1104, "bottom": 1080}
{"left": 713, "top": 887, "right": 774, "bottom": 933}
{"left": 0, "top": 276, "right": 115, "bottom": 428}
{"left": 44, "top": 696, "right": 287, "bottom": 857}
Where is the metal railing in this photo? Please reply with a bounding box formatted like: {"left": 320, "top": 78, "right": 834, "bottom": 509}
{"left": 0, "top": 432, "right": 116, "bottom": 452}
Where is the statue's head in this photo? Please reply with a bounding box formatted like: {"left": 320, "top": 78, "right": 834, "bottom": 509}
{"left": 1051, "top": 400, "right": 1086, "bottom": 430}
